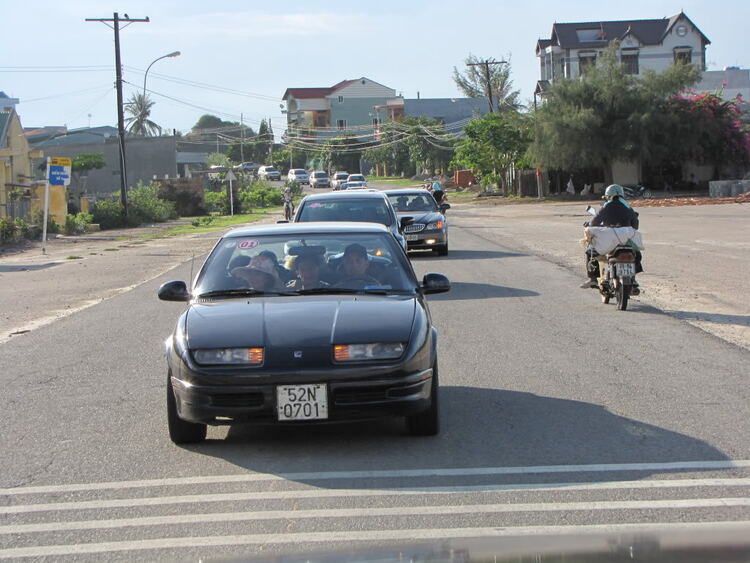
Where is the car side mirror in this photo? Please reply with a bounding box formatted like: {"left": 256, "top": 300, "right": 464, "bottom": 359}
{"left": 421, "top": 273, "right": 450, "bottom": 295}
{"left": 158, "top": 280, "right": 190, "bottom": 302}
{"left": 439, "top": 203, "right": 451, "bottom": 212}
{"left": 400, "top": 217, "right": 414, "bottom": 229}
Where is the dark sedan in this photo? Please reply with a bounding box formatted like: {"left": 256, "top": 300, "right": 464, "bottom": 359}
{"left": 158, "top": 222, "right": 450, "bottom": 444}
{"left": 387, "top": 189, "right": 450, "bottom": 255}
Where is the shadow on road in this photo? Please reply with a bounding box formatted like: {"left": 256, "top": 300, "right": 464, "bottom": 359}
{"left": 640, "top": 307, "right": 750, "bottom": 327}
{"left": 0, "top": 262, "right": 61, "bottom": 272}
{"left": 427, "top": 281, "right": 539, "bottom": 301}
{"left": 186, "top": 386, "right": 729, "bottom": 487}
{"left": 410, "top": 249, "right": 527, "bottom": 261}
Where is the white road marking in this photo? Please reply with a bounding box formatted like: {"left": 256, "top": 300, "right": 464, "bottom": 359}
{"left": 2, "top": 521, "right": 749, "bottom": 558}
{"left": 3, "top": 478, "right": 750, "bottom": 514}
{"left": 3, "top": 459, "right": 749, "bottom": 496}
{"left": 2, "top": 497, "right": 749, "bottom": 535}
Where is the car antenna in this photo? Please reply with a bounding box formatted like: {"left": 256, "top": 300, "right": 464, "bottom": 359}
{"left": 189, "top": 252, "right": 195, "bottom": 289}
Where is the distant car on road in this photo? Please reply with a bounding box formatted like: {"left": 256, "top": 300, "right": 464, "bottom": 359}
{"left": 235, "top": 162, "right": 260, "bottom": 175}
{"left": 157, "top": 221, "right": 450, "bottom": 443}
{"left": 287, "top": 168, "right": 309, "bottom": 185}
{"left": 258, "top": 165, "right": 281, "bottom": 181}
{"left": 386, "top": 189, "right": 450, "bottom": 256}
{"left": 331, "top": 172, "right": 349, "bottom": 190}
{"left": 294, "top": 190, "right": 407, "bottom": 251}
{"left": 345, "top": 174, "right": 367, "bottom": 189}
{"left": 309, "top": 170, "right": 330, "bottom": 189}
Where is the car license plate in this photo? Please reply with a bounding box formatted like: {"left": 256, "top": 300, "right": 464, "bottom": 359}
{"left": 615, "top": 263, "right": 635, "bottom": 277}
{"left": 276, "top": 384, "right": 328, "bottom": 421}
{"left": 405, "top": 234, "right": 419, "bottom": 241}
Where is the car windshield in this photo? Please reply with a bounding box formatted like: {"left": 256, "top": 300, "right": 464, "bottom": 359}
{"left": 313, "top": 172, "right": 327, "bottom": 178}
{"left": 298, "top": 199, "right": 392, "bottom": 225}
{"left": 194, "top": 232, "right": 416, "bottom": 296}
{"left": 388, "top": 193, "right": 438, "bottom": 212}
{"left": 266, "top": 167, "right": 278, "bottom": 172}
{"left": 335, "top": 173, "right": 348, "bottom": 179}
{"left": 348, "top": 175, "right": 365, "bottom": 181}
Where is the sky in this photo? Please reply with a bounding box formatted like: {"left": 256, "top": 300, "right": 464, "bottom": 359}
{"left": 3, "top": 0, "right": 749, "bottom": 137}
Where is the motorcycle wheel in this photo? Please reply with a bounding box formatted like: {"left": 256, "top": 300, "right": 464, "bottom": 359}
{"left": 616, "top": 283, "right": 630, "bottom": 311}
{"left": 642, "top": 189, "right": 653, "bottom": 199}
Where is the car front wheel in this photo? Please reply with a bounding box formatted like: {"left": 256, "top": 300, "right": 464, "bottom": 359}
{"left": 406, "top": 361, "right": 440, "bottom": 436}
{"left": 167, "top": 372, "right": 207, "bottom": 444}
{"left": 436, "top": 242, "right": 448, "bottom": 256}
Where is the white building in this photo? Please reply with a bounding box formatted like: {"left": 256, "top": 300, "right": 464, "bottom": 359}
{"left": 535, "top": 12, "right": 710, "bottom": 101}
{"left": 694, "top": 67, "right": 750, "bottom": 101}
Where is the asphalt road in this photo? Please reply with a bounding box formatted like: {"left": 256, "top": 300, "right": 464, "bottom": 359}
{"left": 1, "top": 211, "right": 749, "bottom": 560}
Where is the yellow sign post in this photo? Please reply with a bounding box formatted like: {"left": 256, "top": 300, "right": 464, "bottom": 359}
{"left": 43, "top": 157, "right": 73, "bottom": 254}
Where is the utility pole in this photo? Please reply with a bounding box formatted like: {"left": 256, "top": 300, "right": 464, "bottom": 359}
{"left": 466, "top": 59, "right": 507, "bottom": 113}
{"left": 86, "top": 12, "right": 150, "bottom": 217}
{"left": 240, "top": 113, "right": 245, "bottom": 162}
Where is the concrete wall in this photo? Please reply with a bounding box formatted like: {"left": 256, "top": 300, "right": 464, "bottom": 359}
{"left": 612, "top": 159, "right": 640, "bottom": 184}
{"left": 709, "top": 179, "right": 750, "bottom": 196}
{"left": 330, "top": 97, "right": 390, "bottom": 128}
{"left": 40, "top": 136, "right": 178, "bottom": 198}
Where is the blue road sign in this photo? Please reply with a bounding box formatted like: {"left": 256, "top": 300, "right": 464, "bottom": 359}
{"left": 48, "top": 166, "right": 69, "bottom": 186}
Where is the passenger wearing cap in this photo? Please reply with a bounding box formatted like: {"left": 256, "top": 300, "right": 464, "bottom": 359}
{"left": 581, "top": 184, "right": 642, "bottom": 289}
{"left": 230, "top": 254, "right": 281, "bottom": 291}
{"left": 335, "top": 243, "right": 380, "bottom": 288}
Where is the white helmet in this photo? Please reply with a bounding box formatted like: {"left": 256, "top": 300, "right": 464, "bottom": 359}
{"left": 604, "top": 184, "right": 625, "bottom": 199}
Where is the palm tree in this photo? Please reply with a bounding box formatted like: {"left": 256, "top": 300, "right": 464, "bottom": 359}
{"left": 124, "top": 93, "right": 161, "bottom": 136}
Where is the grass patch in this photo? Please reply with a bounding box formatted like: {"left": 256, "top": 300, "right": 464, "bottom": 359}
{"left": 161, "top": 209, "right": 281, "bottom": 236}
{"left": 104, "top": 248, "right": 119, "bottom": 251}
{"left": 66, "top": 255, "right": 83, "bottom": 260}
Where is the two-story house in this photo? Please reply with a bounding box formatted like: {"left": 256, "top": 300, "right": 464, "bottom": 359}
{"left": 0, "top": 92, "right": 45, "bottom": 221}
{"left": 534, "top": 12, "right": 710, "bottom": 102}
{"left": 282, "top": 77, "right": 396, "bottom": 142}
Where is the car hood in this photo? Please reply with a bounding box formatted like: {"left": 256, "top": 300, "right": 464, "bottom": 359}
{"left": 185, "top": 295, "right": 416, "bottom": 368}
{"left": 397, "top": 211, "right": 444, "bottom": 224}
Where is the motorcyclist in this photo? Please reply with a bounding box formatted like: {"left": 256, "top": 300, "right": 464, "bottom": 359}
{"left": 581, "top": 184, "right": 642, "bottom": 290}
{"left": 431, "top": 182, "right": 446, "bottom": 204}
{"left": 283, "top": 186, "right": 294, "bottom": 220}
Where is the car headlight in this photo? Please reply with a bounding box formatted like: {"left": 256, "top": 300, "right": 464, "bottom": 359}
{"left": 333, "top": 343, "right": 405, "bottom": 362}
{"left": 192, "top": 348, "right": 264, "bottom": 365}
{"left": 427, "top": 220, "right": 444, "bottom": 230}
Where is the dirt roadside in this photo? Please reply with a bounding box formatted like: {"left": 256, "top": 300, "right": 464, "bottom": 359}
{"left": 0, "top": 214, "right": 282, "bottom": 344}
{"left": 450, "top": 200, "right": 750, "bottom": 351}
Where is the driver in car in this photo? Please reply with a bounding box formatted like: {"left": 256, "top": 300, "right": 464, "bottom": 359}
{"left": 335, "top": 243, "right": 380, "bottom": 287}
{"left": 230, "top": 254, "right": 281, "bottom": 291}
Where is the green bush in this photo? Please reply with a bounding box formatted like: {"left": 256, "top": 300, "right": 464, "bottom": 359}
{"left": 92, "top": 200, "right": 127, "bottom": 229}
{"left": 0, "top": 217, "right": 17, "bottom": 243}
{"left": 238, "top": 183, "right": 283, "bottom": 212}
{"left": 191, "top": 216, "right": 214, "bottom": 227}
{"left": 128, "top": 182, "right": 177, "bottom": 225}
{"left": 285, "top": 180, "right": 303, "bottom": 197}
{"left": 0, "top": 218, "right": 39, "bottom": 244}
{"left": 64, "top": 212, "right": 93, "bottom": 235}
{"left": 204, "top": 190, "right": 229, "bottom": 214}
{"left": 31, "top": 210, "right": 61, "bottom": 234}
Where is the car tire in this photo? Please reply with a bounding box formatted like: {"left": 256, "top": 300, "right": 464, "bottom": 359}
{"left": 167, "top": 372, "right": 207, "bottom": 444}
{"left": 406, "top": 361, "right": 440, "bottom": 436}
{"left": 435, "top": 243, "right": 448, "bottom": 256}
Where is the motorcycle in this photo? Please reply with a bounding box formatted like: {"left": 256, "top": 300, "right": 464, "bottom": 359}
{"left": 622, "top": 184, "right": 652, "bottom": 199}
{"left": 584, "top": 206, "right": 640, "bottom": 311}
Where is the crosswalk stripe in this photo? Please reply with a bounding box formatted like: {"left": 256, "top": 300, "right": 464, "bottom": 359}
{"left": 2, "top": 521, "right": 749, "bottom": 558}
{"left": 3, "top": 478, "right": 750, "bottom": 515}
{"left": 1, "top": 497, "right": 749, "bottom": 535}
{"left": 3, "top": 459, "right": 749, "bottom": 496}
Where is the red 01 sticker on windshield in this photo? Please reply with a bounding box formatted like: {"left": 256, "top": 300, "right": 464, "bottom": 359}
{"left": 238, "top": 240, "right": 260, "bottom": 249}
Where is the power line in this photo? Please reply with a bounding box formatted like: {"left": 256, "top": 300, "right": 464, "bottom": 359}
{"left": 465, "top": 59, "right": 507, "bottom": 113}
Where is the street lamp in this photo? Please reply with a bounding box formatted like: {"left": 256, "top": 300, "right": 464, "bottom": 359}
{"left": 143, "top": 51, "right": 181, "bottom": 96}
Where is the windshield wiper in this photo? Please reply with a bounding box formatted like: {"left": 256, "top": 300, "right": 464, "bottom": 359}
{"left": 198, "top": 289, "right": 294, "bottom": 298}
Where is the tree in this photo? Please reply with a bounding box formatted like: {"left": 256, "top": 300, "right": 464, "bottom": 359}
{"left": 70, "top": 153, "right": 106, "bottom": 198}
{"left": 320, "top": 135, "right": 364, "bottom": 173}
{"left": 451, "top": 113, "right": 529, "bottom": 193}
{"left": 207, "top": 152, "right": 232, "bottom": 167}
{"left": 453, "top": 54, "right": 521, "bottom": 113}
{"left": 529, "top": 41, "right": 700, "bottom": 183}
{"left": 364, "top": 122, "right": 412, "bottom": 176}
{"left": 401, "top": 117, "right": 454, "bottom": 175}
{"left": 124, "top": 93, "right": 161, "bottom": 136}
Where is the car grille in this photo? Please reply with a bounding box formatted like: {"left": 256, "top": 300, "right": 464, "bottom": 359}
{"left": 404, "top": 223, "right": 426, "bottom": 233}
{"left": 210, "top": 393, "right": 265, "bottom": 408}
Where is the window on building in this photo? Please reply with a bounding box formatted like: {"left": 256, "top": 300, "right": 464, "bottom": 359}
{"left": 337, "top": 119, "right": 346, "bottom": 130}
{"left": 338, "top": 95, "right": 344, "bottom": 103}
{"left": 578, "top": 53, "right": 596, "bottom": 75}
{"left": 674, "top": 48, "right": 692, "bottom": 65}
{"left": 576, "top": 29, "right": 606, "bottom": 42}
{"left": 621, "top": 50, "right": 639, "bottom": 74}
